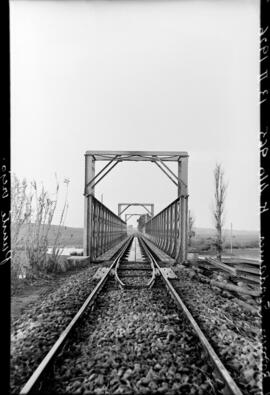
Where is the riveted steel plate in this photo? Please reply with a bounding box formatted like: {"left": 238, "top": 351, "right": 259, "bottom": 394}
{"left": 92, "top": 267, "right": 110, "bottom": 280}
{"left": 159, "top": 267, "right": 178, "bottom": 279}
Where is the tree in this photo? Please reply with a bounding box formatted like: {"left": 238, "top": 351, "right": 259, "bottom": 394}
{"left": 188, "top": 210, "right": 195, "bottom": 246}
{"left": 213, "top": 163, "right": 227, "bottom": 260}
{"left": 137, "top": 214, "right": 151, "bottom": 232}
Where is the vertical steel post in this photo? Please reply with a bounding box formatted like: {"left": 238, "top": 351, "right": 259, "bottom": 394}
{"left": 177, "top": 158, "right": 188, "bottom": 263}
{"left": 169, "top": 204, "right": 173, "bottom": 256}
{"left": 83, "top": 155, "right": 95, "bottom": 258}
{"left": 173, "top": 201, "right": 178, "bottom": 258}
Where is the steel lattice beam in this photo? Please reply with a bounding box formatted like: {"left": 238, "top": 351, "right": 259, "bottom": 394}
{"left": 86, "top": 151, "right": 188, "bottom": 161}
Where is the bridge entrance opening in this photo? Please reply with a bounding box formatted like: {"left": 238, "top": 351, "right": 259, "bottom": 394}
{"left": 84, "top": 151, "right": 188, "bottom": 263}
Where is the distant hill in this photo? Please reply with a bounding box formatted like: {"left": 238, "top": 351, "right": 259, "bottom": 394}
{"left": 15, "top": 224, "right": 84, "bottom": 248}
{"left": 194, "top": 227, "right": 259, "bottom": 237}
{"left": 49, "top": 225, "right": 83, "bottom": 247}
{"left": 55, "top": 225, "right": 259, "bottom": 247}
{"left": 15, "top": 224, "right": 259, "bottom": 249}
{"left": 193, "top": 227, "right": 259, "bottom": 249}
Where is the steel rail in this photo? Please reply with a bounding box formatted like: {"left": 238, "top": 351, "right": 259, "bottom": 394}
{"left": 19, "top": 236, "right": 134, "bottom": 395}
{"left": 138, "top": 237, "right": 156, "bottom": 288}
{"left": 114, "top": 237, "right": 156, "bottom": 289}
{"left": 114, "top": 258, "right": 126, "bottom": 288}
{"left": 138, "top": 235, "right": 244, "bottom": 395}
{"left": 146, "top": 258, "right": 156, "bottom": 287}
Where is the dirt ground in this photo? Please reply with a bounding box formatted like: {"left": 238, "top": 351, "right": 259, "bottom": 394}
{"left": 224, "top": 248, "right": 260, "bottom": 259}
{"left": 11, "top": 266, "right": 91, "bottom": 323}
{"left": 12, "top": 286, "right": 47, "bottom": 322}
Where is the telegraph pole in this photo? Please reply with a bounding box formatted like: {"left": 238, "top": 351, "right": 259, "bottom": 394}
{"left": 230, "top": 222, "right": 233, "bottom": 256}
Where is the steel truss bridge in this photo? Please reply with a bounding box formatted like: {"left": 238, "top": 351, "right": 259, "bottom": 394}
{"left": 84, "top": 150, "right": 188, "bottom": 263}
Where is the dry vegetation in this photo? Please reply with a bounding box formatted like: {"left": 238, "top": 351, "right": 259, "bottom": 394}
{"left": 11, "top": 174, "right": 69, "bottom": 293}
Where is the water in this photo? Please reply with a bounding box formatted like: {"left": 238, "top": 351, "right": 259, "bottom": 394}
{"left": 16, "top": 248, "right": 83, "bottom": 280}
{"left": 47, "top": 247, "right": 83, "bottom": 256}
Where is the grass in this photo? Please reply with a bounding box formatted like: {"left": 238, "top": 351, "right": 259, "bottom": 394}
{"left": 189, "top": 228, "right": 259, "bottom": 255}
{"left": 194, "top": 248, "right": 260, "bottom": 260}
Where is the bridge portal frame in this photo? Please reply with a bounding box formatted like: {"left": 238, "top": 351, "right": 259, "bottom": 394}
{"left": 118, "top": 203, "right": 154, "bottom": 218}
{"left": 84, "top": 151, "right": 188, "bottom": 263}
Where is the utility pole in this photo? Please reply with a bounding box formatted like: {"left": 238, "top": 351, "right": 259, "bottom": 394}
{"left": 230, "top": 222, "right": 233, "bottom": 256}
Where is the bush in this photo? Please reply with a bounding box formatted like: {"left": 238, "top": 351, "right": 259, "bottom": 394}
{"left": 191, "top": 237, "right": 215, "bottom": 252}
{"left": 200, "top": 243, "right": 212, "bottom": 251}
{"left": 11, "top": 174, "right": 69, "bottom": 287}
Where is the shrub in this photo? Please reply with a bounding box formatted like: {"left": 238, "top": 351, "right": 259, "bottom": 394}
{"left": 11, "top": 174, "right": 69, "bottom": 287}
{"left": 11, "top": 175, "right": 32, "bottom": 290}
{"left": 44, "top": 180, "right": 69, "bottom": 272}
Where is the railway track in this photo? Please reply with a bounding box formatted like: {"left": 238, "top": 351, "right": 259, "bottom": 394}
{"left": 18, "top": 235, "right": 244, "bottom": 395}
{"left": 115, "top": 237, "right": 155, "bottom": 288}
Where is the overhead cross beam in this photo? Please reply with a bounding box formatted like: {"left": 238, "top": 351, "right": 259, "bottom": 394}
{"left": 84, "top": 151, "right": 188, "bottom": 188}
{"left": 118, "top": 203, "right": 154, "bottom": 218}
{"left": 86, "top": 151, "right": 188, "bottom": 162}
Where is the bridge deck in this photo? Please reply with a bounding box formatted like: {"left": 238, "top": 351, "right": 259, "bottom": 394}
{"left": 141, "top": 236, "right": 175, "bottom": 264}
{"left": 93, "top": 235, "right": 175, "bottom": 265}
{"left": 93, "top": 237, "right": 130, "bottom": 262}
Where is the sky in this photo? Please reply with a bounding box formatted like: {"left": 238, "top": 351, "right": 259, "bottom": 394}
{"left": 10, "top": 0, "right": 260, "bottom": 231}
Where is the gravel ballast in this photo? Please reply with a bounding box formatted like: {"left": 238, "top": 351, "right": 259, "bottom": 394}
{"left": 11, "top": 237, "right": 262, "bottom": 395}
{"left": 171, "top": 266, "right": 262, "bottom": 395}
{"left": 11, "top": 263, "right": 107, "bottom": 394}
{"left": 44, "top": 281, "right": 220, "bottom": 395}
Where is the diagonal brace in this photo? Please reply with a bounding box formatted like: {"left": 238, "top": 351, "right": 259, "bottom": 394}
{"left": 120, "top": 205, "right": 132, "bottom": 216}
{"left": 86, "top": 155, "right": 119, "bottom": 189}
{"left": 154, "top": 161, "right": 178, "bottom": 186}
{"left": 141, "top": 205, "right": 152, "bottom": 216}
{"left": 156, "top": 157, "right": 178, "bottom": 180}
{"left": 86, "top": 161, "right": 120, "bottom": 195}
